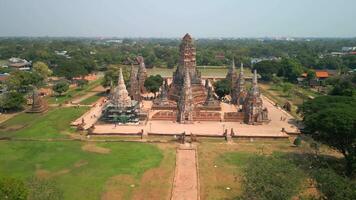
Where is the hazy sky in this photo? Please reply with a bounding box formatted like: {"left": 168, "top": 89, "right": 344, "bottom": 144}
{"left": 0, "top": 0, "right": 355, "bottom": 38}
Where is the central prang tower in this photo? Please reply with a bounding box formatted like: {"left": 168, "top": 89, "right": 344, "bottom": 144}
{"left": 169, "top": 33, "right": 206, "bottom": 104}
{"left": 173, "top": 33, "right": 201, "bottom": 85}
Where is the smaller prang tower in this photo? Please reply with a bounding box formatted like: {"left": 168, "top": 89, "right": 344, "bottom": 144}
{"left": 101, "top": 68, "right": 139, "bottom": 124}
{"left": 243, "top": 70, "right": 269, "bottom": 124}
{"left": 177, "top": 70, "right": 194, "bottom": 123}
{"left": 226, "top": 58, "right": 238, "bottom": 84}
{"left": 129, "top": 56, "right": 147, "bottom": 101}
{"left": 231, "top": 62, "right": 247, "bottom": 107}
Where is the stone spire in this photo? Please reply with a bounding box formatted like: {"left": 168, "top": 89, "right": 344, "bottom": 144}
{"left": 112, "top": 68, "right": 132, "bottom": 108}
{"left": 160, "top": 79, "right": 169, "bottom": 103}
{"left": 238, "top": 62, "right": 245, "bottom": 92}
{"left": 173, "top": 33, "right": 200, "bottom": 85}
{"left": 226, "top": 58, "right": 237, "bottom": 83}
{"left": 137, "top": 56, "right": 147, "bottom": 93}
{"left": 27, "top": 87, "right": 48, "bottom": 113}
{"left": 250, "top": 69, "right": 260, "bottom": 97}
{"left": 177, "top": 70, "right": 194, "bottom": 123}
{"left": 231, "top": 62, "right": 246, "bottom": 105}
{"left": 205, "top": 79, "right": 210, "bottom": 89}
{"left": 243, "top": 69, "right": 268, "bottom": 124}
{"left": 129, "top": 64, "right": 139, "bottom": 100}
{"left": 204, "top": 86, "right": 219, "bottom": 107}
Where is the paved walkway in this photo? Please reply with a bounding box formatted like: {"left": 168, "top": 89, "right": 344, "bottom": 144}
{"left": 171, "top": 145, "right": 199, "bottom": 200}
{"left": 71, "top": 98, "right": 105, "bottom": 129}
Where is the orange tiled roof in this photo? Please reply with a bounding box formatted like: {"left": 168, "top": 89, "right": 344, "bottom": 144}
{"left": 315, "top": 71, "right": 329, "bottom": 78}
{"left": 301, "top": 71, "right": 329, "bottom": 78}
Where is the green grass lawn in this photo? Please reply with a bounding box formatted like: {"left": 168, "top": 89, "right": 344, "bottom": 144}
{"left": 80, "top": 92, "right": 104, "bottom": 105}
{"left": 0, "top": 141, "right": 163, "bottom": 200}
{"left": 0, "top": 107, "right": 88, "bottom": 139}
{"left": 0, "top": 103, "right": 171, "bottom": 199}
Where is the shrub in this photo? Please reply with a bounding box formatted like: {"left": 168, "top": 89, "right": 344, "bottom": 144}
{"left": 0, "top": 177, "right": 28, "bottom": 200}
{"left": 26, "top": 177, "right": 63, "bottom": 200}
{"left": 293, "top": 137, "right": 302, "bottom": 147}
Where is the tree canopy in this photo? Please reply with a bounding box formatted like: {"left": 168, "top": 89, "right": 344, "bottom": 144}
{"left": 252, "top": 60, "right": 280, "bottom": 81}
{"left": 32, "top": 61, "right": 52, "bottom": 80}
{"left": 213, "top": 79, "right": 231, "bottom": 99}
{"left": 299, "top": 96, "right": 356, "bottom": 176}
{"left": 52, "top": 81, "right": 69, "bottom": 96}
{"left": 144, "top": 75, "right": 163, "bottom": 96}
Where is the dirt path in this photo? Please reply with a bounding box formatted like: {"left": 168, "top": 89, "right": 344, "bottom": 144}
{"left": 171, "top": 145, "right": 199, "bottom": 200}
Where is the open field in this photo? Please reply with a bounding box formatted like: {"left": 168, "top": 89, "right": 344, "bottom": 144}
{"left": 0, "top": 107, "right": 89, "bottom": 139}
{"left": 0, "top": 103, "right": 176, "bottom": 200}
{"left": 0, "top": 141, "right": 175, "bottom": 200}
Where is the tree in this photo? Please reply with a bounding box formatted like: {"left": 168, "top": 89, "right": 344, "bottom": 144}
{"left": 52, "top": 81, "right": 69, "bottom": 96}
{"left": 76, "top": 79, "right": 88, "bottom": 89}
{"left": 102, "top": 65, "right": 130, "bottom": 87}
{"left": 0, "top": 91, "right": 26, "bottom": 111}
{"left": 313, "top": 169, "right": 356, "bottom": 200}
{"left": 305, "top": 70, "right": 316, "bottom": 84}
{"left": 278, "top": 59, "right": 304, "bottom": 83}
{"left": 281, "top": 82, "right": 294, "bottom": 97}
{"left": 213, "top": 79, "right": 231, "bottom": 99}
{"left": 293, "top": 136, "right": 302, "bottom": 147}
{"left": 327, "top": 74, "right": 355, "bottom": 97}
{"left": 240, "top": 155, "right": 304, "bottom": 200}
{"left": 5, "top": 71, "right": 43, "bottom": 92}
{"left": 144, "top": 75, "right": 163, "bottom": 97}
{"left": 300, "top": 96, "right": 356, "bottom": 176}
{"left": 253, "top": 60, "right": 280, "bottom": 81}
{"left": 32, "top": 61, "right": 52, "bottom": 80}
{"left": 0, "top": 177, "right": 28, "bottom": 200}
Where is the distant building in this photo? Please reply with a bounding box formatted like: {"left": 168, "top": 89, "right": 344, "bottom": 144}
{"left": 342, "top": 47, "right": 356, "bottom": 52}
{"left": 55, "top": 50, "right": 71, "bottom": 59}
{"left": 215, "top": 53, "right": 225, "bottom": 60}
{"left": 251, "top": 57, "right": 281, "bottom": 65}
{"left": 299, "top": 70, "right": 337, "bottom": 87}
{"left": 7, "top": 57, "right": 31, "bottom": 71}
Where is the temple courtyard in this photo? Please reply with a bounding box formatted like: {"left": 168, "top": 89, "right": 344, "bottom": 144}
{"left": 73, "top": 95, "right": 298, "bottom": 138}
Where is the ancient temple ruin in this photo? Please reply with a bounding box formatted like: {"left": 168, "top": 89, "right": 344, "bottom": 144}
{"left": 226, "top": 59, "right": 238, "bottom": 84}
{"left": 169, "top": 33, "right": 207, "bottom": 104}
{"left": 243, "top": 70, "right": 269, "bottom": 124}
{"left": 26, "top": 88, "right": 48, "bottom": 113}
{"left": 231, "top": 62, "right": 247, "bottom": 107}
{"left": 101, "top": 68, "right": 140, "bottom": 124}
{"left": 152, "top": 79, "right": 172, "bottom": 109}
{"left": 129, "top": 56, "right": 147, "bottom": 101}
{"left": 224, "top": 69, "right": 269, "bottom": 124}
